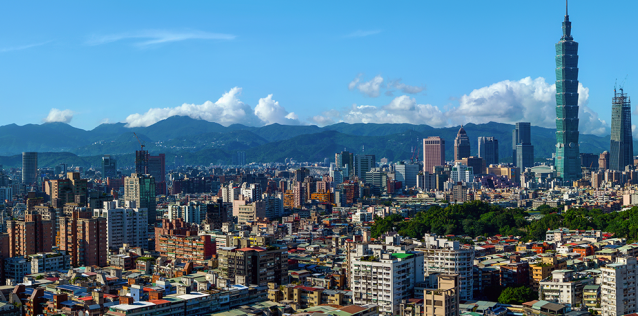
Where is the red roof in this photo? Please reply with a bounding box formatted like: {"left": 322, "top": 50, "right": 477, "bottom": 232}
{"left": 45, "top": 277, "right": 60, "bottom": 282}
{"left": 294, "top": 285, "right": 320, "bottom": 292}
{"left": 237, "top": 246, "right": 266, "bottom": 252}
{"left": 149, "top": 299, "right": 171, "bottom": 304}
{"left": 78, "top": 296, "right": 93, "bottom": 301}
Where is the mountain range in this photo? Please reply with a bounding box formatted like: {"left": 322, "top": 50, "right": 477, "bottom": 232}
{"left": 0, "top": 116, "right": 620, "bottom": 169}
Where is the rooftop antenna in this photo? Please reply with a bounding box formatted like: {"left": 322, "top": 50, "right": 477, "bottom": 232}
{"left": 566, "top": 0, "right": 568, "bottom": 16}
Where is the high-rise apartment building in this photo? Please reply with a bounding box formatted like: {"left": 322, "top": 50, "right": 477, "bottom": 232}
{"left": 355, "top": 154, "right": 376, "bottom": 180}
{"left": 335, "top": 151, "right": 354, "bottom": 179}
{"left": 477, "top": 137, "right": 498, "bottom": 165}
{"left": 124, "top": 173, "right": 156, "bottom": 224}
{"left": 21, "top": 152, "right": 38, "bottom": 185}
{"left": 554, "top": 6, "right": 581, "bottom": 181}
{"left": 45, "top": 172, "right": 88, "bottom": 208}
{"left": 7, "top": 212, "right": 53, "bottom": 257}
{"left": 600, "top": 257, "right": 638, "bottom": 316}
{"left": 93, "top": 201, "right": 148, "bottom": 250}
{"left": 350, "top": 242, "right": 424, "bottom": 316}
{"left": 59, "top": 210, "right": 107, "bottom": 267}
{"left": 610, "top": 89, "right": 633, "bottom": 171}
{"left": 156, "top": 234, "right": 215, "bottom": 265}
{"left": 218, "top": 245, "right": 288, "bottom": 286}
{"left": 513, "top": 122, "right": 534, "bottom": 172}
{"left": 454, "top": 126, "right": 471, "bottom": 161}
{"left": 599, "top": 151, "right": 610, "bottom": 171}
{"left": 102, "top": 155, "right": 118, "bottom": 179}
{"left": 423, "top": 137, "right": 445, "bottom": 174}
{"left": 417, "top": 235, "right": 475, "bottom": 301}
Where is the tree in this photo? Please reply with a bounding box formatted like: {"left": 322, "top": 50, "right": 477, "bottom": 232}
{"left": 498, "top": 286, "right": 537, "bottom": 305}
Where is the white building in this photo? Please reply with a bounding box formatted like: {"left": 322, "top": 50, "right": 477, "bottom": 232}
{"left": 417, "top": 234, "right": 475, "bottom": 301}
{"left": 450, "top": 162, "right": 474, "bottom": 183}
{"left": 94, "top": 201, "right": 148, "bottom": 250}
{"left": 539, "top": 270, "right": 579, "bottom": 306}
{"left": 262, "top": 193, "right": 283, "bottom": 219}
{"left": 601, "top": 257, "right": 638, "bottom": 316}
{"left": 30, "top": 251, "right": 70, "bottom": 274}
{"left": 350, "top": 243, "right": 424, "bottom": 316}
{"left": 352, "top": 210, "right": 374, "bottom": 223}
{"left": 241, "top": 183, "right": 262, "bottom": 202}
{"left": 167, "top": 202, "right": 202, "bottom": 224}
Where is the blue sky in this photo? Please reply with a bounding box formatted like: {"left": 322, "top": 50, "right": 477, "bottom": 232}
{"left": 0, "top": 1, "right": 636, "bottom": 135}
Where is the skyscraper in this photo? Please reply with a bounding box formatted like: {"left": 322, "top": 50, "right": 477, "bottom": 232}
{"left": 335, "top": 151, "right": 354, "bottom": 179}
{"left": 21, "top": 152, "right": 38, "bottom": 185}
{"left": 135, "top": 150, "right": 148, "bottom": 174}
{"left": 609, "top": 88, "right": 633, "bottom": 171}
{"left": 355, "top": 154, "right": 375, "bottom": 180}
{"left": 124, "top": 173, "right": 157, "bottom": 224}
{"left": 513, "top": 122, "right": 534, "bottom": 172}
{"left": 147, "top": 153, "right": 166, "bottom": 195}
{"left": 454, "top": 126, "right": 471, "bottom": 161}
{"left": 554, "top": 3, "right": 581, "bottom": 180}
{"left": 423, "top": 136, "right": 445, "bottom": 173}
{"left": 478, "top": 137, "right": 499, "bottom": 165}
{"left": 102, "top": 155, "right": 117, "bottom": 179}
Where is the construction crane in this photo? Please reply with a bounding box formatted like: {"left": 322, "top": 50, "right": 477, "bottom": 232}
{"left": 133, "top": 132, "right": 145, "bottom": 151}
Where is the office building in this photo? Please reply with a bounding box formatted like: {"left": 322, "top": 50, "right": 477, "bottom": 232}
{"left": 610, "top": 88, "right": 633, "bottom": 171}
{"left": 350, "top": 243, "right": 424, "bottom": 315}
{"left": 135, "top": 149, "right": 148, "bottom": 175}
{"left": 59, "top": 210, "right": 108, "bottom": 267}
{"left": 93, "top": 201, "right": 148, "bottom": 250}
{"left": 454, "top": 126, "right": 471, "bottom": 161}
{"left": 21, "top": 152, "right": 38, "bottom": 185}
{"left": 450, "top": 162, "right": 474, "bottom": 183}
{"left": 355, "top": 154, "right": 376, "bottom": 180}
{"left": 580, "top": 153, "right": 599, "bottom": 170}
{"left": 102, "top": 155, "right": 118, "bottom": 179}
{"left": 477, "top": 137, "right": 498, "bottom": 165}
{"left": 335, "top": 151, "right": 354, "bottom": 179}
{"left": 236, "top": 151, "right": 246, "bottom": 165}
{"left": 124, "top": 173, "right": 156, "bottom": 224}
{"left": 233, "top": 199, "right": 266, "bottom": 224}
{"left": 394, "top": 162, "right": 419, "bottom": 188}
{"left": 599, "top": 151, "right": 610, "bottom": 171}
{"left": 423, "top": 137, "right": 445, "bottom": 174}
{"left": 218, "top": 245, "right": 288, "bottom": 286}
{"left": 417, "top": 235, "right": 475, "bottom": 301}
{"left": 148, "top": 153, "right": 166, "bottom": 195}
{"left": 459, "top": 156, "right": 485, "bottom": 175}
{"left": 7, "top": 212, "right": 53, "bottom": 257}
{"left": 554, "top": 6, "right": 581, "bottom": 181}
{"left": 600, "top": 257, "right": 638, "bottom": 316}
{"left": 513, "top": 122, "right": 534, "bottom": 172}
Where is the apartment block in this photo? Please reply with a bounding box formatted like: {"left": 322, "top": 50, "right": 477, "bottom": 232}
{"left": 93, "top": 201, "right": 148, "bottom": 250}
{"left": 601, "top": 257, "right": 638, "bottom": 316}
{"left": 7, "top": 211, "right": 53, "bottom": 257}
{"left": 218, "top": 246, "right": 288, "bottom": 286}
{"left": 59, "top": 210, "right": 108, "bottom": 267}
{"left": 156, "top": 235, "right": 215, "bottom": 265}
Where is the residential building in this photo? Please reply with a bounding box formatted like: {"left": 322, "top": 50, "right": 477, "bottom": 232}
{"left": 218, "top": 246, "right": 288, "bottom": 286}
{"left": 530, "top": 255, "right": 568, "bottom": 291}
{"left": 59, "top": 210, "right": 108, "bottom": 267}
{"left": 423, "top": 137, "right": 445, "bottom": 174}
{"left": 554, "top": 8, "right": 581, "bottom": 181}
{"left": 168, "top": 201, "right": 203, "bottom": 224}
{"left": 478, "top": 137, "right": 499, "bottom": 165}
{"left": 610, "top": 88, "right": 633, "bottom": 171}
{"left": 454, "top": 126, "right": 471, "bottom": 161}
{"left": 583, "top": 285, "right": 600, "bottom": 311}
{"left": 156, "top": 235, "right": 215, "bottom": 265}
{"left": 45, "top": 172, "right": 88, "bottom": 207}
{"left": 600, "top": 257, "right": 638, "bottom": 316}
{"left": 93, "top": 201, "right": 148, "bottom": 250}
{"left": 403, "top": 274, "right": 460, "bottom": 316}
{"left": 124, "top": 173, "right": 156, "bottom": 224}
{"left": 599, "top": 151, "right": 610, "bottom": 171}
{"left": 450, "top": 163, "right": 474, "bottom": 183}
{"left": 233, "top": 199, "right": 266, "bottom": 224}
{"left": 29, "top": 251, "right": 70, "bottom": 274}
{"left": 417, "top": 235, "right": 474, "bottom": 301}
{"left": 350, "top": 243, "right": 424, "bottom": 316}
{"left": 21, "top": 152, "right": 38, "bottom": 185}
{"left": 539, "top": 270, "right": 579, "bottom": 306}
{"left": 7, "top": 211, "right": 53, "bottom": 257}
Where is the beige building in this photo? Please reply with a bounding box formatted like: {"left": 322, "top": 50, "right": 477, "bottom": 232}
{"left": 401, "top": 274, "right": 459, "bottom": 316}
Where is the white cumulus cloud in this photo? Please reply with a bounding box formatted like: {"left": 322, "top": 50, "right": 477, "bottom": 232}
{"left": 43, "top": 108, "right": 74, "bottom": 123}
{"left": 125, "top": 88, "right": 300, "bottom": 128}
{"left": 255, "top": 94, "right": 300, "bottom": 125}
{"left": 348, "top": 75, "right": 384, "bottom": 97}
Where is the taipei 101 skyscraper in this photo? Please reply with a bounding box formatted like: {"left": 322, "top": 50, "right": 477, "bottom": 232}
{"left": 555, "top": 1, "right": 581, "bottom": 181}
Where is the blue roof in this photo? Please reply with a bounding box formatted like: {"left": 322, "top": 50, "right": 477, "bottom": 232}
{"left": 57, "top": 284, "right": 86, "bottom": 292}
{"left": 61, "top": 300, "right": 82, "bottom": 306}
{"left": 23, "top": 288, "right": 55, "bottom": 300}
{"left": 604, "top": 245, "right": 621, "bottom": 249}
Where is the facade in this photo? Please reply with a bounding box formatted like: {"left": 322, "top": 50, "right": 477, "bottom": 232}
{"left": 395, "top": 162, "right": 419, "bottom": 188}
{"left": 218, "top": 246, "right": 288, "bottom": 286}
{"left": 450, "top": 163, "right": 474, "bottom": 183}
{"left": 102, "top": 155, "right": 117, "bottom": 179}
{"left": 478, "top": 137, "right": 498, "bottom": 165}
{"left": 124, "top": 173, "right": 156, "bottom": 224}
{"left": 355, "top": 154, "right": 376, "bottom": 180}
{"left": 93, "top": 201, "right": 148, "bottom": 250}
{"left": 336, "top": 151, "right": 354, "bottom": 179}
{"left": 147, "top": 153, "right": 166, "bottom": 195}
{"left": 350, "top": 244, "right": 424, "bottom": 316}
{"left": 21, "top": 152, "right": 38, "bottom": 185}
{"left": 599, "top": 151, "right": 610, "bottom": 171}
{"left": 45, "top": 172, "right": 88, "bottom": 208}
{"left": 417, "top": 235, "right": 474, "bottom": 301}
{"left": 29, "top": 251, "right": 70, "bottom": 274}
{"left": 513, "top": 122, "right": 534, "bottom": 172}
{"left": 7, "top": 212, "right": 53, "bottom": 257}
{"left": 554, "top": 8, "right": 581, "bottom": 181}
{"left": 539, "top": 270, "right": 579, "bottom": 306}
{"left": 406, "top": 274, "right": 460, "bottom": 316}
{"left": 156, "top": 235, "right": 215, "bottom": 265}
{"left": 600, "top": 257, "right": 638, "bottom": 316}
{"left": 609, "top": 88, "right": 633, "bottom": 171}
{"left": 59, "top": 210, "right": 108, "bottom": 267}
{"left": 423, "top": 137, "right": 445, "bottom": 174}
{"left": 454, "top": 126, "right": 471, "bottom": 161}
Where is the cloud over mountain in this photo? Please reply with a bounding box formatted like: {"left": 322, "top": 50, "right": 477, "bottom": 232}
{"left": 44, "top": 108, "right": 74, "bottom": 123}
